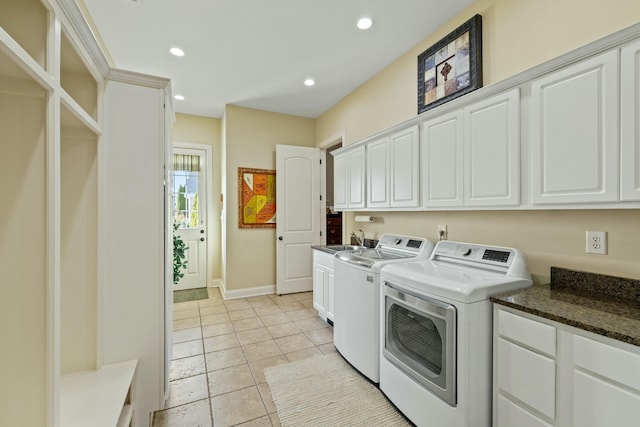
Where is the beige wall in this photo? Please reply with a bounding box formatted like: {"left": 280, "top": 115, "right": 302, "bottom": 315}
{"left": 0, "top": 88, "right": 47, "bottom": 427}
{"left": 60, "top": 130, "right": 98, "bottom": 375}
{"left": 317, "top": 0, "right": 640, "bottom": 144}
{"left": 173, "top": 113, "right": 223, "bottom": 284}
{"left": 316, "top": 0, "right": 640, "bottom": 284}
{"left": 223, "top": 105, "right": 316, "bottom": 291}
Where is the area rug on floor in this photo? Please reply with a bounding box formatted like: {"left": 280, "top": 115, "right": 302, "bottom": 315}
{"left": 173, "top": 288, "right": 209, "bottom": 303}
{"left": 265, "top": 352, "right": 411, "bottom": 427}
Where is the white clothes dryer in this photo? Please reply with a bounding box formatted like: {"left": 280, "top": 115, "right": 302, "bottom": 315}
{"left": 379, "top": 240, "right": 532, "bottom": 427}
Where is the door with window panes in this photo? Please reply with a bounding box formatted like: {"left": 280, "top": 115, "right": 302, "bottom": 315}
{"left": 172, "top": 148, "right": 207, "bottom": 289}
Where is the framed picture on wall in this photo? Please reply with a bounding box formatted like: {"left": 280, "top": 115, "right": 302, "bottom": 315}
{"left": 418, "top": 14, "right": 483, "bottom": 114}
{"left": 238, "top": 167, "right": 276, "bottom": 228}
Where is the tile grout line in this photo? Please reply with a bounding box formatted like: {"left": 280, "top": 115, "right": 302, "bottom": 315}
{"left": 198, "top": 298, "right": 215, "bottom": 427}
{"left": 239, "top": 302, "right": 276, "bottom": 423}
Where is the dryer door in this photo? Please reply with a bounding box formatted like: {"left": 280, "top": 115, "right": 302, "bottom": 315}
{"left": 383, "top": 282, "right": 457, "bottom": 406}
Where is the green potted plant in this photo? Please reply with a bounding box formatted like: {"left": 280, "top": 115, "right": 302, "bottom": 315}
{"left": 173, "top": 223, "right": 188, "bottom": 284}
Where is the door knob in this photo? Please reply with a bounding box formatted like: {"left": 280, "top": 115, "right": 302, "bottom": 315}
{"left": 200, "top": 237, "right": 205, "bottom": 242}
{"left": 278, "top": 236, "right": 283, "bottom": 241}
{"left": 200, "top": 229, "right": 205, "bottom": 234}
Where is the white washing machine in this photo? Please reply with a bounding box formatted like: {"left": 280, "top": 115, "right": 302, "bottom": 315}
{"left": 379, "top": 240, "right": 532, "bottom": 427}
{"left": 333, "top": 234, "right": 435, "bottom": 383}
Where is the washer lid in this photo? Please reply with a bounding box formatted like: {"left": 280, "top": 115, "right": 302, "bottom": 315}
{"left": 381, "top": 259, "right": 532, "bottom": 303}
{"left": 335, "top": 234, "right": 435, "bottom": 270}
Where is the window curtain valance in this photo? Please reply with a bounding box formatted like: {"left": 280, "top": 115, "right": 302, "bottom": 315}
{"left": 173, "top": 154, "right": 200, "bottom": 171}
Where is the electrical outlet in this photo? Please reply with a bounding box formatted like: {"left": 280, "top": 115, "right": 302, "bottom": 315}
{"left": 586, "top": 231, "right": 607, "bottom": 255}
{"left": 438, "top": 224, "right": 448, "bottom": 241}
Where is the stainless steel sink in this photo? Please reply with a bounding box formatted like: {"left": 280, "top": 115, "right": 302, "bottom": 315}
{"left": 315, "top": 244, "right": 365, "bottom": 254}
{"left": 326, "top": 244, "right": 364, "bottom": 252}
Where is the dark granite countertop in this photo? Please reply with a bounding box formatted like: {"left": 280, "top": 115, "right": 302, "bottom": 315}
{"left": 491, "top": 267, "right": 640, "bottom": 347}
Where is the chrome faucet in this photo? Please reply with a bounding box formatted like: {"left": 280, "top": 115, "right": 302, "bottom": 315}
{"left": 350, "top": 229, "right": 365, "bottom": 246}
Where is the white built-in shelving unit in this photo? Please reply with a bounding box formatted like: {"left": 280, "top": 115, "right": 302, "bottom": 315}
{"left": 0, "top": 1, "right": 172, "bottom": 426}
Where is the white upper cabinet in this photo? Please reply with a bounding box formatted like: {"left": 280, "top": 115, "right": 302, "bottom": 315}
{"left": 333, "top": 145, "right": 366, "bottom": 210}
{"left": 420, "top": 89, "right": 519, "bottom": 209}
{"left": 464, "top": 89, "right": 521, "bottom": 207}
{"left": 348, "top": 146, "right": 366, "bottom": 208}
{"left": 336, "top": 29, "right": 640, "bottom": 211}
{"left": 421, "top": 110, "right": 464, "bottom": 207}
{"left": 390, "top": 125, "right": 420, "bottom": 207}
{"left": 366, "top": 126, "right": 420, "bottom": 209}
{"left": 333, "top": 152, "right": 348, "bottom": 209}
{"left": 531, "top": 50, "right": 619, "bottom": 204}
{"left": 621, "top": 38, "right": 640, "bottom": 201}
{"left": 366, "top": 136, "right": 391, "bottom": 208}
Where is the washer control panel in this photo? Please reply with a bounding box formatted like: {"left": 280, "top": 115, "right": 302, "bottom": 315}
{"left": 376, "top": 234, "right": 435, "bottom": 257}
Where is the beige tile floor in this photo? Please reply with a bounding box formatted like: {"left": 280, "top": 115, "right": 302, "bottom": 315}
{"left": 152, "top": 288, "right": 336, "bottom": 427}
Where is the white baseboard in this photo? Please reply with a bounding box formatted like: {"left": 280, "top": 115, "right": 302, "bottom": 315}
{"left": 221, "top": 284, "right": 276, "bottom": 300}
{"left": 208, "top": 279, "right": 223, "bottom": 288}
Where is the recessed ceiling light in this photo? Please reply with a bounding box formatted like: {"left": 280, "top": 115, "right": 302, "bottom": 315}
{"left": 304, "top": 79, "right": 315, "bottom": 87}
{"left": 357, "top": 17, "right": 373, "bottom": 30}
{"left": 170, "top": 47, "right": 185, "bottom": 57}
{"left": 174, "top": 95, "right": 185, "bottom": 101}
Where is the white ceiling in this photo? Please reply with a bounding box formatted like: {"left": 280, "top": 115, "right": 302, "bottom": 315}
{"left": 82, "top": 0, "right": 473, "bottom": 119}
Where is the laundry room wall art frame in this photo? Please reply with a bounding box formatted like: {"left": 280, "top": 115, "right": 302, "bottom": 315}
{"left": 238, "top": 167, "right": 276, "bottom": 228}
{"left": 418, "top": 14, "right": 483, "bottom": 114}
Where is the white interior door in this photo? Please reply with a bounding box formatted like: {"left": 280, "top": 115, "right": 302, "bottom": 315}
{"left": 172, "top": 148, "right": 207, "bottom": 290}
{"left": 276, "top": 144, "right": 321, "bottom": 295}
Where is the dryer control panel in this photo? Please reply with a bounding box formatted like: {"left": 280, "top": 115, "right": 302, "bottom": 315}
{"left": 431, "top": 241, "right": 517, "bottom": 270}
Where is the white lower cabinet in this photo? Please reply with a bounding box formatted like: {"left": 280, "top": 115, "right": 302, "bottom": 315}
{"left": 494, "top": 306, "right": 640, "bottom": 427}
{"left": 572, "top": 335, "right": 640, "bottom": 427}
{"left": 497, "top": 338, "right": 556, "bottom": 419}
{"left": 497, "top": 394, "right": 553, "bottom": 427}
{"left": 495, "top": 309, "right": 556, "bottom": 425}
{"left": 313, "top": 249, "right": 335, "bottom": 322}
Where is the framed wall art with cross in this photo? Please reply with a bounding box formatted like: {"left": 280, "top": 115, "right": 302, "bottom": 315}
{"left": 417, "top": 14, "right": 483, "bottom": 114}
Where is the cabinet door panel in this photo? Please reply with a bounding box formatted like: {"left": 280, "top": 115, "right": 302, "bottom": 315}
{"left": 621, "top": 39, "right": 640, "bottom": 201}
{"left": 574, "top": 334, "right": 640, "bottom": 391}
{"left": 421, "top": 111, "right": 464, "bottom": 207}
{"left": 497, "top": 338, "right": 556, "bottom": 419}
{"left": 366, "top": 137, "right": 390, "bottom": 208}
{"left": 464, "top": 89, "right": 520, "bottom": 206}
{"left": 348, "top": 147, "right": 366, "bottom": 208}
{"left": 573, "top": 370, "right": 640, "bottom": 427}
{"left": 498, "top": 309, "right": 556, "bottom": 357}
{"left": 313, "top": 265, "right": 326, "bottom": 318}
{"left": 327, "top": 270, "right": 335, "bottom": 321}
{"left": 531, "top": 50, "right": 619, "bottom": 204}
{"left": 390, "top": 126, "right": 420, "bottom": 207}
{"left": 333, "top": 153, "right": 348, "bottom": 210}
{"left": 497, "top": 394, "right": 553, "bottom": 427}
